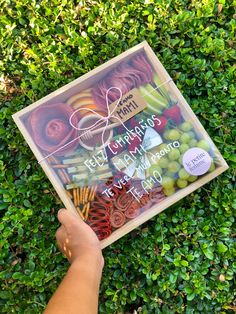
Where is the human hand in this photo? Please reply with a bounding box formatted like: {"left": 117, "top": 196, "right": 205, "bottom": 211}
{"left": 56, "top": 208, "right": 103, "bottom": 267}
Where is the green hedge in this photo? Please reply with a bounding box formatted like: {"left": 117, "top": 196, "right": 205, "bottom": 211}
{"left": 0, "top": 0, "right": 235, "bottom": 313}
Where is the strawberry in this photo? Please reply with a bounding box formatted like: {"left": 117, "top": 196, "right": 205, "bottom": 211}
{"left": 128, "top": 136, "right": 142, "bottom": 153}
{"left": 153, "top": 115, "right": 168, "bottom": 133}
{"left": 163, "top": 105, "right": 182, "bottom": 124}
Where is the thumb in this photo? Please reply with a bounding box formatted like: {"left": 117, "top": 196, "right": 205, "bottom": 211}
{"left": 57, "top": 208, "right": 82, "bottom": 230}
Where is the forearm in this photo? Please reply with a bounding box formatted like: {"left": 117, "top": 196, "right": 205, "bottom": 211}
{"left": 44, "top": 253, "right": 103, "bottom": 314}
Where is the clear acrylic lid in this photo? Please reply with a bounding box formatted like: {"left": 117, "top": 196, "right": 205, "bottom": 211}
{"left": 17, "top": 45, "right": 227, "bottom": 242}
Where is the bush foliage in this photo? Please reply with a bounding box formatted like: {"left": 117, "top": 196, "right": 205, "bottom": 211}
{"left": 0, "top": 0, "right": 235, "bottom": 313}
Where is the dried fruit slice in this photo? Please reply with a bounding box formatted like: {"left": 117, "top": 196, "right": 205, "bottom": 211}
{"left": 67, "top": 89, "right": 92, "bottom": 105}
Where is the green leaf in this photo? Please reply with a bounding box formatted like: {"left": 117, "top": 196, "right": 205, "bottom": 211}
{"left": 217, "top": 242, "right": 228, "bottom": 253}
{"left": 203, "top": 248, "right": 214, "bottom": 260}
{"left": 180, "top": 260, "right": 189, "bottom": 267}
{"left": 187, "top": 292, "right": 196, "bottom": 301}
{"left": 130, "top": 290, "right": 137, "bottom": 301}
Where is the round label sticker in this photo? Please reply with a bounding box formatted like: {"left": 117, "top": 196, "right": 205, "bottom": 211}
{"left": 182, "top": 147, "right": 212, "bottom": 176}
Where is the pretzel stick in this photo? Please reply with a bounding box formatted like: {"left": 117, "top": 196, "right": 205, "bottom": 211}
{"left": 73, "top": 188, "right": 78, "bottom": 206}
{"left": 81, "top": 187, "right": 85, "bottom": 204}
{"left": 76, "top": 207, "right": 85, "bottom": 220}
{"left": 76, "top": 188, "right": 80, "bottom": 206}
{"left": 78, "top": 187, "right": 81, "bottom": 204}
{"left": 88, "top": 186, "right": 94, "bottom": 201}
{"left": 82, "top": 204, "right": 87, "bottom": 214}
{"left": 83, "top": 187, "right": 86, "bottom": 204}
{"left": 85, "top": 187, "right": 89, "bottom": 203}
{"left": 91, "top": 185, "right": 97, "bottom": 201}
{"left": 85, "top": 202, "right": 90, "bottom": 220}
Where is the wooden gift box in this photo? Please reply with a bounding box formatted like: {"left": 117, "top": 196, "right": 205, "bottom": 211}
{"left": 12, "top": 41, "right": 228, "bottom": 248}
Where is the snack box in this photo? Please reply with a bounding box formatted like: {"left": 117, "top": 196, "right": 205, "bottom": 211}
{"left": 12, "top": 41, "right": 228, "bottom": 248}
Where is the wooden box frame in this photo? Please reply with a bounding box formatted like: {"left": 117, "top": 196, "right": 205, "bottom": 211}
{"left": 12, "top": 41, "right": 228, "bottom": 249}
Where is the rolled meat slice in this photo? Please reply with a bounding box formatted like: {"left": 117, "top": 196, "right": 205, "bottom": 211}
{"left": 110, "top": 210, "right": 126, "bottom": 228}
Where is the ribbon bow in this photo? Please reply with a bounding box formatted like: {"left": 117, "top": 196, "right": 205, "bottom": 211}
{"left": 69, "top": 86, "right": 140, "bottom": 159}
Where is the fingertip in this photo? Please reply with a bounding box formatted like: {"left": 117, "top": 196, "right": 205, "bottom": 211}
{"left": 57, "top": 208, "right": 67, "bottom": 223}
{"left": 57, "top": 208, "right": 81, "bottom": 227}
{"left": 58, "top": 207, "right": 66, "bottom": 215}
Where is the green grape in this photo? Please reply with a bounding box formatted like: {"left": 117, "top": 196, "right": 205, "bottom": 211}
{"left": 180, "top": 121, "right": 193, "bottom": 132}
{"left": 179, "top": 144, "right": 189, "bottom": 153}
{"left": 149, "top": 164, "right": 162, "bottom": 176}
{"left": 208, "top": 162, "right": 215, "bottom": 172}
{"left": 158, "top": 143, "right": 168, "bottom": 151}
{"left": 188, "top": 131, "right": 196, "bottom": 138}
{"left": 168, "top": 161, "right": 181, "bottom": 173}
{"left": 163, "top": 187, "right": 175, "bottom": 196}
{"left": 189, "top": 139, "right": 198, "bottom": 147}
{"left": 168, "top": 129, "right": 181, "bottom": 141}
{"left": 162, "top": 176, "right": 175, "bottom": 189}
{"left": 177, "top": 179, "right": 188, "bottom": 188}
{"left": 197, "top": 139, "right": 210, "bottom": 151}
{"left": 180, "top": 133, "right": 191, "bottom": 143}
{"left": 178, "top": 168, "right": 190, "bottom": 180}
{"left": 178, "top": 154, "right": 184, "bottom": 164}
{"left": 168, "top": 149, "right": 181, "bottom": 160}
{"left": 188, "top": 175, "right": 198, "bottom": 182}
{"left": 165, "top": 171, "right": 176, "bottom": 178}
{"left": 163, "top": 130, "right": 170, "bottom": 140}
{"left": 159, "top": 157, "right": 169, "bottom": 168}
